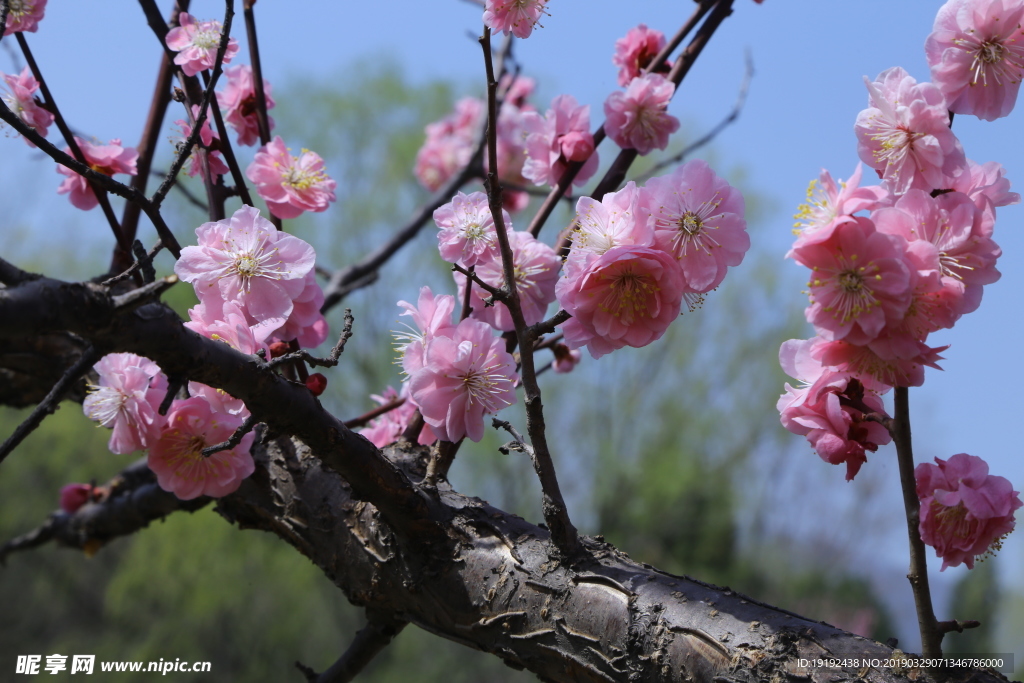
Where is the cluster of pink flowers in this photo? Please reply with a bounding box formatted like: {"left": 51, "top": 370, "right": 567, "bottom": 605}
{"left": 1, "top": 67, "right": 53, "bottom": 146}
{"left": 164, "top": 12, "right": 240, "bottom": 77}
{"left": 612, "top": 24, "right": 671, "bottom": 87}
{"left": 778, "top": 0, "right": 1022, "bottom": 568}
{"left": 2, "top": 0, "right": 46, "bottom": 36}
{"left": 482, "top": 0, "right": 548, "bottom": 40}
{"left": 217, "top": 65, "right": 276, "bottom": 147}
{"left": 56, "top": 137, "right": 138, "bottom": 211}
{"left": 173, "top": 105, "right": 229, "bottom": 179}
{"left": 246, "top": 136, "right": 337, "bottom": 220}
{"left": 916, "top": 454, "right": 1021, "bottom": 570}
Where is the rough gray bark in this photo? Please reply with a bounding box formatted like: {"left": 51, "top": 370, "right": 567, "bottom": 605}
{"left": 0, "top": 269, "right": 1015, "bottom": 683}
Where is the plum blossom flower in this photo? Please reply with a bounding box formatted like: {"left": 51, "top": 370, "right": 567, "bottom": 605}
{"left": 926, "top": 0, "right": 1024, "bottom": 121}
{"left": 641, "top": 160, "right": 749, "bottom": 293}
{"left": 454, "top": 230, "right": 561, "bottom": 331}
{"left": 565, "top": 181, "right": 652, "bottom": 278}
{"left": 854, "top": 67, "right": 967, "bottom": 195}
{"left": 269, "top": 270, "right": 329, "bottom": 348}
{"left": 148, "top": 396, "right": 255, "bottom": 500}
{"left": 216, "top": 64, "right": 275, "bottom": 147}
{"left": 521, "top": 95, "right": 599, "bottom": 188}
{"left": 395, "top": 286, "right": 457, "bottom": 376}
{"left": 433, "top": 191, "right": 505, "bottom": 266}
{"left": 56, "top": 138, "right": 138, "bottom": 211}
{"left": 246, "top": 136, "right": 336, "bottom": 219}
{"left": 83, "top": 353, "right": 168, "bottom": 455}
{"left": 556, "top": 245, "right": 685, "bottom": 359}
{"left": 174, "top": 205, "right": 317, "bottom": 324}
{"left": 408, "top": 318, "right": 518, "bottom": 442}
{"left": 185, "top": 300, "right": 280, "bottom": 358}
{"left": 604, "top": 74, "right": 680, "bottom": 156}
{"left": 1, "top": 67, "right": 53, "bottom": 145}
{"left": 415, "top": 98, "right": 483, "bottom": 192}
{"left": 359, "top": 385, "right": 437, "bottom": 448}
{"left": 789, "top": 164, "right": 886, "bottom": 252}
{"left": 916, "top": 453, "right": 1022, "bottom": 569}
{"left": 483, "top": 0, "right": 548, "bottom": 39}
{"left": 613, "top": 24, "right": 670, "bottom": 87}
{"left": 164, "top": 12, "right": 239, "bottom": 77}
{"left": 812, "top": 336, "right": 946, "bottom": 388}
{"left": 790, "top": 216, "right": 913, "bottom": 345}
{"left": 3, "top": 0, "right": 46, "bottom": 36}
{"left": 173, "top": 105, "right": 229, "bottom": 179}
{"left": 951, "top": 159, "right": 1021, "bottom": 212}
{"left": 59, "top": 484, "right": 93, "bottom": 514}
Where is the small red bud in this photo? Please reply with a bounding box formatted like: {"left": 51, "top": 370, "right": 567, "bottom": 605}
{"left": 269, "top": 341, "right": 290, "bottom": 358}
{"left": 305, "top": 373, "right": 327, "bottom": 396}
{"left": 60, "top": 483, "right": 93, "bottom": 514}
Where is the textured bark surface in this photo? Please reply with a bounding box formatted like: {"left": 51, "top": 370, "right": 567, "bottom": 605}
{"left": 0, "top": 273, "right": 1015, "bottom": 683}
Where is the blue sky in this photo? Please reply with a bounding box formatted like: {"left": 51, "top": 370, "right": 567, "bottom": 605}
{"left": 2, "top": 0, "right": 1023, "bottom": 641}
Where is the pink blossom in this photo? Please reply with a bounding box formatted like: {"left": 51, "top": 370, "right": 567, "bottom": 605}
{"left": 414, "top": 98, "right": 483, "bottom": 192}
{"left": 812, "top": 337, "right": 946, "bottom": 388}
{"left": 185, "top": 300, "right": 279, "bottom": 357}
{"left": 551, "top": 344, "right": 582, "bottom": 374}
{"left": 246, "top": 136, "right": 336, "bottom": 219}
{"left": 3, "top": 0, "right": 45, "bottom": 36}
{"left": 148, "top": 396, "right": 255, "bottom": 500}
{"left": 270, "top": 270, "right": 329, "bottom": 348}
{"left": 164, "top": 12, "right": 239, "bottom": 77}
{"left": 455, "top": 230, "right": 561, "bottom": 331}
{"left": 521, "top": 95, "right": 599, "bottom": 188}
{"left": 174, "top": 205, "right": 317, "bottom": 324}
{"left": 173, "top": 105, "right": 229, "bottom": 179}
{"left": 789, "top": 164, "right": 886, "bottom": 252}
{"left": 565, "top": 181, "right": 652, "bottom": 279}
{"left": 433, "top": 191, "right": 505, "bottom": 266}
{"left": 83, "top": 353, "right": 168, "bottom": 455}
{"left": 359, "top": 385, "right": 437, "bottom": 448}
{"left": 916, "top": 453, "right": 1022, "bottom": 569}
{"left": 604, "top": 74, "right": 680, "bottom": 156}
{"left": 395, "top": 286, "right": 458, "bottom": 375}
{"left": 56, "top": 138, "right": 138, "bottom": 211}
{"left": 483, "top": 0, "right": 548, "bottom": 39}
{"left": 854, "top": 67, "right": 967, "bottom": 195}
{"left": 951, "top": 159, "right": 1021, "bottom": 212}
{"left": 926, "top": 0, "right": 1024, "bottom": 121}
{"left": 641, "top": 160, "right": 749, "bottom": 293}
{"left": 1, "top": 67, "right": 53, "bottom": 145}
{"left": 791, "top": 216, "right": 913, "bottom": 345}
{"left": 59, "top": 483, "right": 92, "bottom": 514}
{"left": 408, "top": 318, "right": 518, "bottom": 442}
{"left": 613, "top": 24, "right": 670, "bottom": 87}
{"left": 556, "top": 245, "right": 685, "bottom": 359}
{"left": 216, "top": 64, "right": 275, "bottom": 147}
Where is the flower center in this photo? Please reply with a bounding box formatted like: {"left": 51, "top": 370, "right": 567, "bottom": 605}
{"left": 192, "top": 29, "right": 221, "bottom": 51}
{"left": 85, "top": 386, "right": 128, "bottom": 428}
{"left": 283, "top": 162, "right": 328, "bottom": 191}
{"left": 600, "top": 268, "right": 657, "bottom": 325}
{"left": 459, "top": 365, "right": 514, "bottom": 411}
{"left": 9, "top": 0, "right": 25, "bottom": 15}
{"left": 234, "top": 253, "right": 259, "bottom": 277}
{"left": 679, "top": 211, "right": 703, "bottom": 235}
{"left": 655, "top": 200, "right": 723, "bottom": 259}
{"left": 932, "top": 500, "right": 974, "bottom": 541}
{"left": 837, "top": 270, "right": 864, "bottom": 293}
{"left": 980, "top": 39, "right": 1005, "bottom": 64}
{"left": 956, "top": 32, "right": 1024, "bottom": 87}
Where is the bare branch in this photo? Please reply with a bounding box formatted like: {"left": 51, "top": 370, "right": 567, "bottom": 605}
{"left": 297, "top": 612, "right": 408, "bottom": 683}
{"left": 102, "top": 240, "right": 164, "bottom": 287}
{"left": 203, "top": 415, "right": 260, "bottom": 456}
{"left": 265, "top": 310, "right": 354, "bottom": 370}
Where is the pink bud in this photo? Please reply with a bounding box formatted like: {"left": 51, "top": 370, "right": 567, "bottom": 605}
{"left": 559, "top": 131, "right": 594, "bottom": 162}
{"left": 305, "top": 373, "right": 327, "bottom": 396}
{"left": 60, "top": 483, "right": 93, "bottom": 514}
{"left": 269, "top": 341, "right": 291, "bottom": 358}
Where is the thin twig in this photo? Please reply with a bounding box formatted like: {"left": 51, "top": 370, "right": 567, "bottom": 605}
{"left": 0, "top": 346, "right": 99, "bottom": 466}
{"left": 110, "top": 275, "right": 179, "bottom": 312}
{"left": 149, "top": 168, "right": 210, "bottom": 211}
{"left": 480, "top": 27, "right": 579, "bottom": 557}
{"left": 202, "top": 414, "right": 258, "bottom": 456}
{"left": 102, "top": 241, "right": 164, "bottom": 286}
{"left": 199, "top": 69, "right": 255, "bottom": 207}
{"left": 242, "top": 0, "right": 272, "bottom": 146}
{"left": 159, "top": 377, "right": 185, "bottom": 416}
{"left": 453, "top": 263, "right": 503, "bottom": 300}
{"left": 296, "top": 613, "right": 407, "bottom": 683}
{"left": 424, "top": 439, "right": 461, "bottom": 487}
{"left": 528, "top": 309, "right": 571, "bottom": 338}
{"left": 264, "top": 310, "right": 354, "bottom": 370}
{"left": 343, "top": 398, "right": 405, "bottom": 430}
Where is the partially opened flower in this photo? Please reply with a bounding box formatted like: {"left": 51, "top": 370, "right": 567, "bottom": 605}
{"left": 3, "top": 0, "right": 46, "bottom": 36}
{"left": 246, "top": 136, "right": 336, "bottom": 219}
{"left": 916, "top": 453, "right": 1022, "bottom": 569}
{"left": 56, "top": 138, "right": 138, "bottom": 211}
{"left": 1, "top": 67, "right": 53, "bottom": 145}
{"left": 148, "top": 396, "right": 255, "bottom": 500}
{"left": 165, "top": 12, "right": 239, "bottom": 77}
{"left": 521, "top": 95, "right": 599, "bottom": 188}
{"left": 395, "top": 286, "right": 457, "bottom": 375}
{"left": 483, "top": 0, "right": 548, "bottom": 39}
{"left": 173, "top": 105, "right": 229, "bottom": 179}
{"left": 83, "top": 353, "right": 168, "bottom": 455}
{"left": 604, "top": 74, "right": 680, "bottom": 156}
{"left": 217, "top": 64, "right": 275, "bottom": 147}
{"left": 612, "top": 24, "right": 670, "bottom": 87}
{"left": 951, "top": 159, "right": 1021, "bottom": 212}
{"left": 926, "top": 0, "right": 1024, "bottom": 121}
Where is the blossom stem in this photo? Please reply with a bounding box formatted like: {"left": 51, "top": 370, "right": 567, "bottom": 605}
{"left": 892, "top": 387, "right": 944, "bottom": 660}
{"left": 199, "top": 69, "right": 256, "bottom": 209}
{"left": 481, "top": 28, "right": 580, "bottom": 557}
{"left": 15, "top": 33, "right": 128, "bottom": 256}
{"left": 242, "top": 0, "right": 272, "bottom": 146}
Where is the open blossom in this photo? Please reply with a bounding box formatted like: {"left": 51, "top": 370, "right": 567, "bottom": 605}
{"left": 415, "top": 98, "right": 483, "bottom": 192}
{"left": 926, "top": 0, "right": 1024, "bottom": 121}
{"left": 812, "top": 336, "right": 946, "bottom": 388}
{"left": 565, "top": 181, "right": 652, "bottom": 279}
{"left": 395, "top": 286, "right": 457, "bottom": 375}
{"left": 174, "top": 105, "right": 229, "bottom": 179}
{"left": 854, "top": 67, "right": 967, "bottom": 195}
{"left": 455, "top": 230, "right": 561, "bottom": 331}
{"left": 951, "top": 159, "right": 1021, "bottom": 212}
{"left": 1, "top": 67, "right": 53, "bottom": 145}
{"left": 3, "top": 0, "right": 46, "bottom": 36}
{"left": 164, "top": 12, "right": 239, "bottom": 77}
{"left": 916, "top": 453, "right": 1022, "bottom": 569}
{"left": 408, "top": 317, "right": 518, "bottom": 442}
{"left": 433, "top": 191, "right": 505, "bottom": 266}
{"left": 246, "top": 136, "right": 336, "bottom": 219}
{"left": 83, "top": 353, "right": 168, "bottom": 455}
{"left": 483, "top": 0, "right": 548, "bottom": 39}
{"left": 789, "top": 164, "right": 886, "bottom": 252}
{"left": 557, "top": 245, "right": 685, "bottom": 359}
{"left": 604, "top": 74, "right": 680, "bottom": 156}
{"left": 56, "top": 138, "right": 138, "bottom": 211}
{"left": 613, "top": 24, "right": 670, "bottom": 87}
{"left": 521, "top": 95, "right": 599, "bottom": 188}
{"left": 174, "top": 205, "right": 316, "bottom": 324}
{"left": 148, "top": 396, "right": 255, "bottom": 500}
{"left": 217, "top": 64, "right": 275, "bottom": 147}
{"left": 270, "top": 270, "right": 329, "bottom": 348}
{"left": 641, "top": 160, "right": 749, "bottom": 293}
